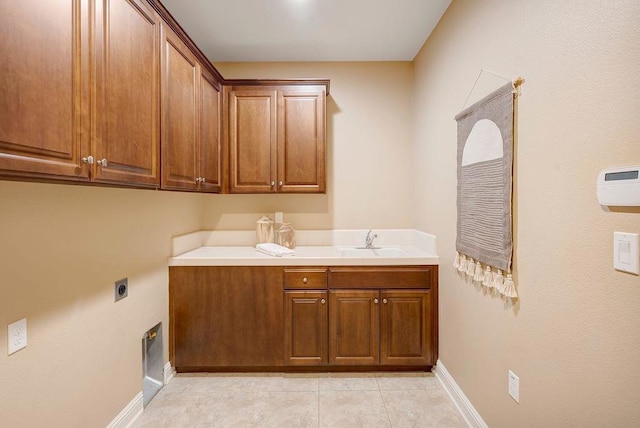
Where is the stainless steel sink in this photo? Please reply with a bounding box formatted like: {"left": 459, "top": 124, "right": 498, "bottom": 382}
{"left": 338, "top": 247, "right": 410, "bottom": 258}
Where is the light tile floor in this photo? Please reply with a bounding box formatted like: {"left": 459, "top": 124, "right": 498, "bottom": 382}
{"left": 132, "top": 372, "right": 466, "bottom": 427}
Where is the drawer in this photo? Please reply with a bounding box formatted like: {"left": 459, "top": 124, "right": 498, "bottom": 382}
{"left": 329, "top": 266, "right": 436, "bottom": 289}
{"left": 284, "top": 268, "right": 328, "bottom": 289}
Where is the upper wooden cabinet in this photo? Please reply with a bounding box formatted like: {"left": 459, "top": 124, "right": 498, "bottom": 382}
{"left": 228, "top": 88, "right": 277, "bottom": 193}
{"left": 277, "top": 88, "right": 326, "bottom": 193}
{"left": 199, "top": 68, "right": 223, "bottom": 192}
{"left": 93, "top": 0, "right": 161, "bottom": 187}
{"left": 0, "top": 0, "right": 324, "bottom": 192}
{"left": 160, "top": 25, "right": 198, "bottom": 191}
{"left": 0, "top": 0, "right": 90, "bottom": 181}
{"left": 228, "top": 85, "right": 327, "bottom": 194}
{"left": 160, "top": 25, "right": 222, "bottom": 192}
{"left": 0, "top": 0, "right": 161, "bottom": 187}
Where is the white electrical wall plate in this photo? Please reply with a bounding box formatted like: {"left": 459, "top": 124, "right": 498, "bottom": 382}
{"left": 508, "top": 370, "right": 520, "bottom": 403}
{"left": 596, "top": 166, "right": 640, "bottom": 206}
{"left": 8, "top": 318, "right": 27, "bottom": 355}
{"left": 613, "top": 232, "right": 639, "bottom": 275}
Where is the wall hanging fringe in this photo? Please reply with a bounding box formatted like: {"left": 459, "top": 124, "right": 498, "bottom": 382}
{"left": 473, "top": 261, "right": 484, "bottom": 282}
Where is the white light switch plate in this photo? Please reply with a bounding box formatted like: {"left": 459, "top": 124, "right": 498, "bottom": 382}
{"left": 614, "top": 232, "right": 639, "bottom": 275}
{"left": 508, "top": 370, "right": 520, "bottom": 403}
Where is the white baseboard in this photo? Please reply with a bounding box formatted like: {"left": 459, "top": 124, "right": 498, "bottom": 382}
{"left": 435, "top": 360, "right": 488, "bottom": 428}
{"left": 108, "top": 362, "right": 172, "bottom": 428}
{"left": 164, "top": 361, "right": 175, "bottom": 385}
{"left": 107, "top": 391, "right": 143, "bottom": 428}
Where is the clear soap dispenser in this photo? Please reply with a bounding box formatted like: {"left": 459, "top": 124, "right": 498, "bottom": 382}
{"left": 256, "top": 215, "right": 274, "bottom": 244}
{"left": 276, "top": 223, "right": 296, "bottom": 249}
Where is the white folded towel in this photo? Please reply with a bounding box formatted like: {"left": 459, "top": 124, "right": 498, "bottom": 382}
{"left": 256, "top": 243, "right": 295, "bottom": 257}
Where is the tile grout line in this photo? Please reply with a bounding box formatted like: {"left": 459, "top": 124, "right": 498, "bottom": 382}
{"left": 376, "top": 376, "right": 394, "bottom": 428}
{"left": 317, "top": 374, "right": 321, "bottom": 428}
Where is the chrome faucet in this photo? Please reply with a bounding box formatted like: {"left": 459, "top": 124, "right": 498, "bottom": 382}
{"left": 365, "top": 229, "right": 378, "bottom": 249}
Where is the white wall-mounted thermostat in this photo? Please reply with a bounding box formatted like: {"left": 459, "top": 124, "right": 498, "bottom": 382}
{"left": 596, "top": 165, "right": 640, "bottom": 206}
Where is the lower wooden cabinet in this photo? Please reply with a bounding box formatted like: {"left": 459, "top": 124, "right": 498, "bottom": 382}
{"left": 380, "top": 290, "right": 432, "bottom": 365}
{"left": 329, "top": 290, "right": 380, "bottom": 365}
{"left": 284, "top": 291, "right": 328, "bottom": 365}
{"left": 169, "top": 266, "right": 283, "bottom": 369}
{"left": 329, "top": 289, "right": 433, "bottom": 366}
{"left": 170, "top": 265, "right": 437, "bottom": 371}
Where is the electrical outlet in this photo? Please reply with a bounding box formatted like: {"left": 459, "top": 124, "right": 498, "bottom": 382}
{"left": 508, "top": 370, "right": 520, "bottom": 403}
{"left": 8, "top": 318, "right": 27, "bottom": 355}
{"left": 115, "top": 278, "right": 128, "bottom": 302}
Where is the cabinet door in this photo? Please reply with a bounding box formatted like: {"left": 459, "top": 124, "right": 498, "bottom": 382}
{"left": 170, "top": 266, "right": 284, "bottom": 369}
{"left": 277, "top": 87, "right": 326, "bottom": 193}
{"left": 93, "top": 0, "right": 160, "bottom": 186}
{"left": 380, "top": 290, "right": 432, "bottom": 365}
{"left": 199, "top": 68, "right": 222, "bottom": 192}
{"left": 329, "top": 290, "right": 379, "bottom": 365}
{"left": 229, "top": 88, "right": 277, "bottom": 193}
{"left": 160, "top": 25, "right": 198, "bottom": 190}
{"left": 0, "top": 0, "right": 90, "bottom": 180}
{"left": 285, "top": 291, "right": 328, "bottom": 365}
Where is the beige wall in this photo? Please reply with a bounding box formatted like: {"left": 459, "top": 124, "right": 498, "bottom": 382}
{"left": 203, "top": 62, "right": 414, "bottom": 231}
{"left": 413, "top": 0, "right": 640, "bottom": 426}
{"left": 0, "top": 181, "right": 203, "bottom": 427}
{"left": 0, "top": 62, "right": 415, "bottom": 427}
{"left": 3, "top": 3, "right": 640, "bottom": 425}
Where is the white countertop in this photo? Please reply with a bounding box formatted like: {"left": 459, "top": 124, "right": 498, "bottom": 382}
{"left": 169, "top": 229, "right": 439, "bottom": 267}
{"left": 169, "top": 244, "right": 439, "bottom": 266}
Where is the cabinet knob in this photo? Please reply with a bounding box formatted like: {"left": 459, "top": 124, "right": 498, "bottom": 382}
{"left": 271, "top": 181, "right": 275, "bottom": 187}
{"left": 201, "top": 177, "right": 206, "bottom": 183}
{"left": 374, "top": 298, "right": 379, "bottom": 304}
{"left": 302, "top": 277, "right": 308, "bottom": 284}
{"left": 81, "top": 155, "right": 94, "bottom": 165}
{"left": 320, "top": 298, "right": 326, "bottom": 304}
{"left": 279, "top": 181, "right": 283, "bottom": 186}
{"left": 383, "top": 298, "right": 388, "bottom": 304}
{"left": 97, "top": 158, "right": 108, "bottom": 167}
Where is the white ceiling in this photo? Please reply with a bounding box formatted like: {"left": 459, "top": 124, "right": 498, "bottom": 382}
{"left": 160, "top": 0, "right": 452, "bottom": 62}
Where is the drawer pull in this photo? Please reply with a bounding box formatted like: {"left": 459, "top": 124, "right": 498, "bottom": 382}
{"left": 302, "top": 277, "right": 308, "bottom": 284}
